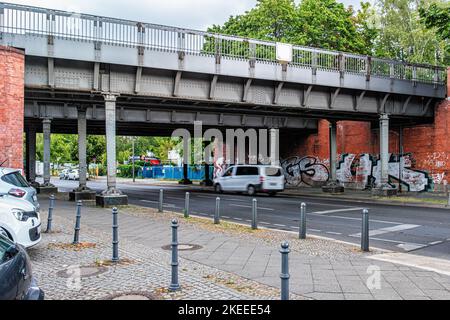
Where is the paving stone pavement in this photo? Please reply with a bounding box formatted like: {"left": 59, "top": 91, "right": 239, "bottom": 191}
{"left": 34, "top": 196, "right": 450, "bottom": 300}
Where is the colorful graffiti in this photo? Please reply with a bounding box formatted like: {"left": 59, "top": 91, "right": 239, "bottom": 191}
{"left": 281, "top": 156, "right": 329, "bottom": 187}
{"left": 337, "top": 153, "right": 432, "bottom": 192}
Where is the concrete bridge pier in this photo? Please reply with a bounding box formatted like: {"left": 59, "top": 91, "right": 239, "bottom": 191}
{"left": 372, "top": 114, "right": 397, "bottom": 196}
{"left": 270, "top": 128, "right": 280, "bottom": 166}
{"left": 322, "top": 121, "right": 344, "bottom": 193}
{"left": 37, "top": 118, "right": 58, "bottom": 194}
{"left": 96, "top": 94, "right": 128, "bottom": 207}
{"left": 25, "top": 125, "right": 39, "bottom": 188}
{"left": 69, "top": 106, "right": 96, "bottom": 203}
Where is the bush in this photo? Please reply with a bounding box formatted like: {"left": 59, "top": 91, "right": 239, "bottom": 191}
{"left": 117, "top": 164, "right": 141, "bottom": 178}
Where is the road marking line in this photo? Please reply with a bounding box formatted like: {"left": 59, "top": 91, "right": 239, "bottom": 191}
{"left": 308, "top": 229, "right": 322, "bottom": 232}
{"left": 368, "top": 253, "right": 450, "bottom": 276}
{"left": 233, "top": 217, "right": 243, "bottom": 221}
{"left": 350, "top": 224, "right": 420, "bottom": 237}
{"left": 229, "top": 204, "right": 275, "bottom": 211}
{"left": 348, "top": 235, "right": 427, "bottom": 251}
{"left": 222, "top": 216, "right": 230, "bottom": 218}
{"left": 273, "top": 224, "right": 286, "bottom": 227}
{"left": 167, "top": 196, "right": 183, "bottom": 200}
{"left": 308, "top": 214, "right": 400, "bottom": 225}
{"left": 310, "top": 207, "right": 364, "bottom": 215}
{"left": 140, "top": 200, "right": 158, "bottom": 203}
{"left": 260, "top": 222, "right": 271, "bottom": 225}
{"left": 429, "top": 240, "right": 443, "bottom": 245}
{"left": 326, "top": 231, "right": 342, "bottom": 235}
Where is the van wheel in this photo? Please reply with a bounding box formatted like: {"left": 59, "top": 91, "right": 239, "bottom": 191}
{"left": 214, "top": 184, "right": 223, "bottom": 193}
{"left": 247, "top": 185, "right": 256, "bottom": 196}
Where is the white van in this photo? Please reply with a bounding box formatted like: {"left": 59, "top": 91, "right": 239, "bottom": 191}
{"left": 213, "top": 165, "right": 285, "bottom": 196}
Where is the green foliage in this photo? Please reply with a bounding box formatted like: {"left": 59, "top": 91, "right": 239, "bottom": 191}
{"left": 419, "top": 1, "right": 450, "bottom": 64}
{"left": 207, "top": 0, "right": 447, "bottom": 65}
{"left": 117, "top": 164, "right": 141, "bottom": 178}
{"left": 207, "top": 0, "right": 375, "bottom": 55}
{"left": 374, "top": 0, "right": 448, "bottom": 65}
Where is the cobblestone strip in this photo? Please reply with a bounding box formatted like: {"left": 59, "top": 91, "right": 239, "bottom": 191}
{"left": 29, "top": 215, "right": 306, "bottom": 300}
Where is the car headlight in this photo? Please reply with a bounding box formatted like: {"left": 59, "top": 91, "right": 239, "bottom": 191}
{"left": 11, "top": 208, "right": 28, "bottom": 221}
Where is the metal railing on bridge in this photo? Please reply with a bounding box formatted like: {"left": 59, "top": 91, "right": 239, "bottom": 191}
{"left": 0, "top": 2, "right": 446, "bottom": 85}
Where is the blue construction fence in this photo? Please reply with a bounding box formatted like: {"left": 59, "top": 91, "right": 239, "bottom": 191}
{"left": 138, "top": 165, "right": 215, "bottom": 180}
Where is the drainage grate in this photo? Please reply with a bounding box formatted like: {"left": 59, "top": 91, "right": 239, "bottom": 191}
{"left": 103, "top": 291, "right": 159, "bottom": 300}
{"left": 161, "top": 243, "right": 202, "bottom": 251}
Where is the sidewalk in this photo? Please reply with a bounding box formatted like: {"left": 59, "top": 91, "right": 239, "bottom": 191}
{"left": 33, "top": 195, "right": 450, "bottom": 300}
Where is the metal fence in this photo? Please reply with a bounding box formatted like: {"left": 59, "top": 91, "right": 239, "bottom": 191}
{"left": 0, "top": 2, "right": 445, "bottom": 84}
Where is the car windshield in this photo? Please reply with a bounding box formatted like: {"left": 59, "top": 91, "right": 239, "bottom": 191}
{"left": 1, "top": 172, "right": 29, "bottom": 187}
{"left": 0, "top": 236, "right": 12, "bottom": 263}
{"left": 265, "top": 167, "right": 282, "bottom": 176}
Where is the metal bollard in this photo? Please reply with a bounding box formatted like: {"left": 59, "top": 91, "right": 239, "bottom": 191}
{"left": 169, "top": 219, "right": 180, "bottom": 291}
{"left": 112, "top": 207, "right": 119, "bottom": 262}
{"left": 361, "top": 209, "right": 369, "bottom": 252}
{"left": 280, "top": 241, "right": 290, "bottom": 300}
{"left": 184, "top": 192, "right": 190, "bottom": 218}
{"left": 251, "top": 198, "right": 258, "bottom": 229}
{"left": 214, "top": 197, "right": 220, "bottom": 224}
{"left": 72, "top": 200, "right": 82, "bottom": 245}
{"left": 158, "top": 189, "right": 164, "bottom": 212}
{"left": 299, "top": 202, "right": 306, "bottom": 239}
{"left": 45, "top": 194, "right": 55, "bottom": 233}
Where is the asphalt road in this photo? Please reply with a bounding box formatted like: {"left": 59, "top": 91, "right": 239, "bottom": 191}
{"left": 50, "top": 178, "right": 450, "bottom": 260}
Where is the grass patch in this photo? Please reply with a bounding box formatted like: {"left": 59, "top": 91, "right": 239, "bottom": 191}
{"left": 373, "top": 196, "right": 447, "bottom": 205}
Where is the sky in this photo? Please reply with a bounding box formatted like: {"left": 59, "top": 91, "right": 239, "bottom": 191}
{"left": 5, "top": 0, "right": 370, "bottom": 31}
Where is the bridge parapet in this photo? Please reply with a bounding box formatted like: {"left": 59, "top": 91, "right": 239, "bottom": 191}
{"left": 0, "top": 2, "right": 445, "bottom": 96}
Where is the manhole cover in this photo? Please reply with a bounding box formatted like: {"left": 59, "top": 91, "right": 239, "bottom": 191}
{"left": 103, "top": 291, "right": 159, "bottom": 300}
{"left": 56, "top": 265, "right": 108, "bottom": 278}
{"left": 161, "top": 243, "right": 202, "bottom": 251}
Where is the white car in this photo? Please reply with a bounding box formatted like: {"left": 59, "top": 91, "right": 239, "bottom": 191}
{"left": 59, "top": 168, "right": 71, "bottom": 180}
{"left": 0, "top": 195, "right": 41, "bottom": 248}
{"left": 67, "top": 169, "right": 90, "bottom": 181}
{"left": 67, "top": 169, "right": 79, "bottom": 180}
{"left": 213, "top": 165, "right": 285, "bottom": 196}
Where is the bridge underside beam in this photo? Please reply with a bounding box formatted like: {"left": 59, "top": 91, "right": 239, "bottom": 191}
{"left": 23, "top": 101, "right": 317, "bottom": 131}
{"left": 23, "top": 56, "right": 436, "bottom": 120}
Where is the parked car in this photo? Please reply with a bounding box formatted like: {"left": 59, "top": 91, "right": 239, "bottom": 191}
{"left": 0, "top": 167, "right": 40, "bottom": 211}
{"left": 0, "top": 235, "right": 44, "bottom": 300}
{"left": 59, "top": 168, "right": 71, "bottom": 180}
{"left": 0, "top": 195, "right": 41, "bottom": 248}
{"left": 67, "top": 169, "right": 79, "bottom": 180}
{"left": 213, "top": 165, "right": 285, "bottom": 196}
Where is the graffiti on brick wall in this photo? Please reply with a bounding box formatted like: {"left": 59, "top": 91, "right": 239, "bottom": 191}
{"left": 336, "top": 154, "right": 372, "bottom": 189}
{"left": 281, "top": 156, "right": 329, "bottom": 186}
{"left": 337, "top": 153, "right": 432, "bottom": 192}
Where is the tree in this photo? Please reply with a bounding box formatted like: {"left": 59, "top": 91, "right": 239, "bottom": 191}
{"left": 352, "top": 2, "right": 379, "bottom": 55}
{"left": 295, "top": 0, "right": 369, "bottom": 54}
{"left": 207, "top": 0, "right": 376, "bottom": 56}
{"left": 419, "top": 1, "right": 450, "bottom": 64}
{"left": 374, "top": 0, "right": 447, "bottom": 65}
{"left": 208, "top": 0, "right": 298, "bottom": 42}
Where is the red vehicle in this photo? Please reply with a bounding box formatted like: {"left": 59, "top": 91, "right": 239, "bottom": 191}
{"left": 140, "top": 156, "right": 161, "bottom": 166}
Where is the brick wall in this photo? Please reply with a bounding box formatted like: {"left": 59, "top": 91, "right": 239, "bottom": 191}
{"left": 0, "top": 46, "right": 25, "bottom": 170}
{"left": 282, "top": 67, "right": 450, "bottom": 191}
